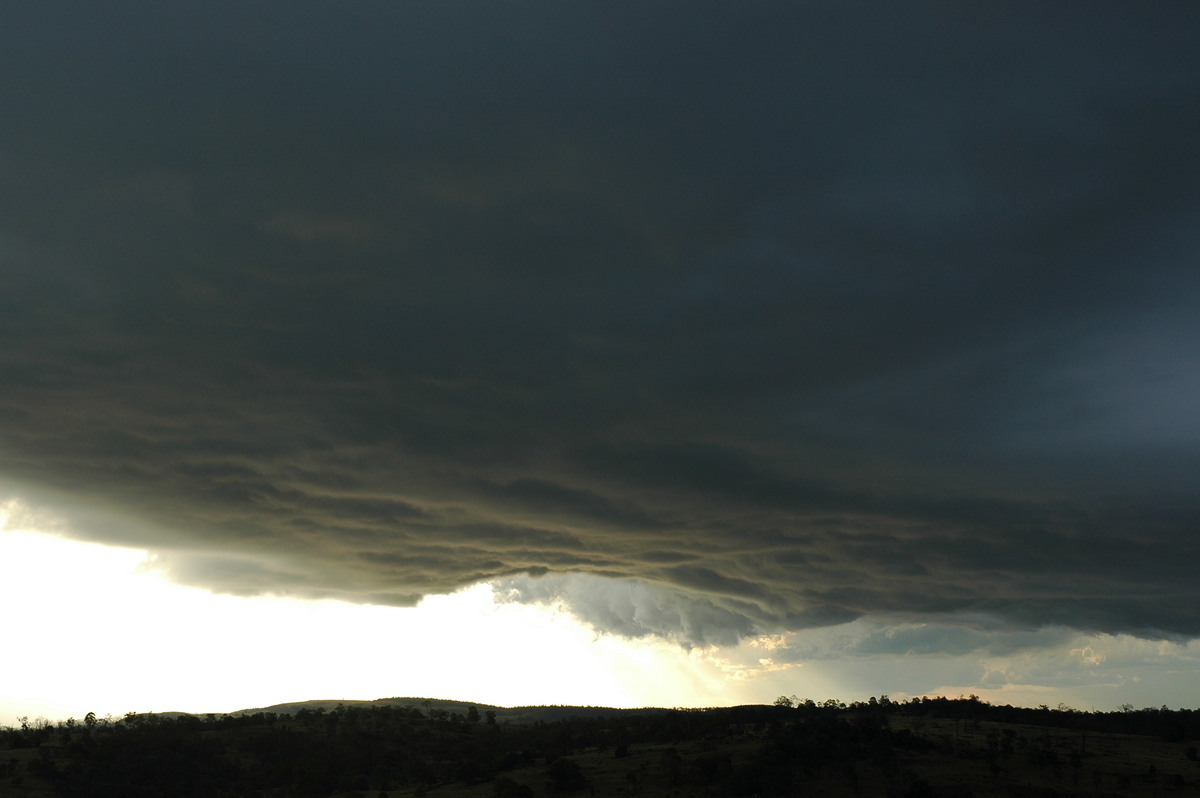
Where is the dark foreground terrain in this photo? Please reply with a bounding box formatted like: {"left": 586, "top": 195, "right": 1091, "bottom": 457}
{"left": 5, "top": 696, "right": 1200, "bottom": 797}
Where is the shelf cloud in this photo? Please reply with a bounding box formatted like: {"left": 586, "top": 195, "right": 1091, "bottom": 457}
{"left": 3, "top": 2, "right": 1199, "bottom": 651}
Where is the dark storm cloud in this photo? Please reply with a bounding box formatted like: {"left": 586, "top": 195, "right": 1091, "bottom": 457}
{"left": 3, "top": 2, "right": 1199, "bottom": 646}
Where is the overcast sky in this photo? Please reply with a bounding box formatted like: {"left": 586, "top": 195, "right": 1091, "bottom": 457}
{"left": 3, "top": 2, "right": 1199, "bottom": 714}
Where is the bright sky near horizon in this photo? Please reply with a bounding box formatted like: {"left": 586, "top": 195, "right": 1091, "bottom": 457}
{"left": 0, "top": 506, "right": 790, "bottom": 723}
{"left": 5, "top": 503, "right": 1200, "bottom": 726}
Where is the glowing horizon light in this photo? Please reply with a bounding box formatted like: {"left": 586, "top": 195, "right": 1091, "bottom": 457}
{"left": 4, "top": 500, "right": 1199, "bottom": 725}
{"left": 0, "top": 506, "right": 795, "bottom": 725}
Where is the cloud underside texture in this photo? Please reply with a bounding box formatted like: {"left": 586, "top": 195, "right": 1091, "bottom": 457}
{"left": 2, "top": 2, "right": 1199, "bottom": 646}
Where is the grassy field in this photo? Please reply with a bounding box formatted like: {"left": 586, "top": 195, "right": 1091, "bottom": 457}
{"left": 368, "top": 719, "right": 1200, "bottom": 798}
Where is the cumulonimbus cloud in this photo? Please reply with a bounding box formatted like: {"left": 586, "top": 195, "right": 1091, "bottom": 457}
{"left": 1, "top": 1, "right": 1198, "bottom": 652}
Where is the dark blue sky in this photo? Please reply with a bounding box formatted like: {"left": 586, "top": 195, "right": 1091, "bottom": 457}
{"left": 2, "top": 1, "right": 1198, "bottom": 648}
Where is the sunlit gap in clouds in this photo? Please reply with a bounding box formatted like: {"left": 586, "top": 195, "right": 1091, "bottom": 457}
{"left": 0, "top": 499, "right": 804, "bottom": 724}
{"left": 4, "top": 496, "right": 1197, "bottom": 724}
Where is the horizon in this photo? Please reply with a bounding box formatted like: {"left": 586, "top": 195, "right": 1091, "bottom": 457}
{"left": 6, "top": 517, "right": 1197, "bottom": 726}
{"left": 9, "top": 690, "right": 1197, "bottom": 730}
{"left": 11, "top": 686, "right": 1195, "bottom": 798}
{"left": 3, "top": 2, "right": 1199, "bottom": 725}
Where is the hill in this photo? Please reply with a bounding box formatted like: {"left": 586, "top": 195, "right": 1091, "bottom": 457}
{"left": 230, "top": 696, "right": 659, "bottom": 725}
{"left": 4, "top": 696, "right": 1199, "bottom": 797}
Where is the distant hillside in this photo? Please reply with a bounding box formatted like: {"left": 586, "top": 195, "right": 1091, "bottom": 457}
{"left": 5, "top": 696, "right": 1199, "bottom": 797}
{"left": 232, "top": 696, "right": 667, "bottom": 724}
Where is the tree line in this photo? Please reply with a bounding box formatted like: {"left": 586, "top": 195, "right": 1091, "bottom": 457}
{"left": 4, "top": 695, "right": 1199, "bottom": 797}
